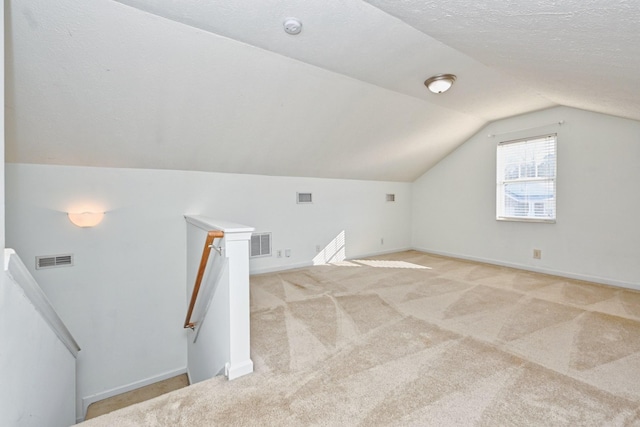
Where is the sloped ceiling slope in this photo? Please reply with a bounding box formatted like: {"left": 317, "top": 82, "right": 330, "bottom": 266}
{"left": 364, "top": 0, "right": 640, "bottom": 123}
{"left": 5, "top": 0, "right": 636, "bottom": 181}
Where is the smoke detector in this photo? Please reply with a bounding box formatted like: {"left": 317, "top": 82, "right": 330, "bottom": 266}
{"left": 283, "top": 18, "right": 302, "bottom": 35}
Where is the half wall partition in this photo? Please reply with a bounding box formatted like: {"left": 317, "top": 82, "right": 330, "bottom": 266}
{"left": 184, "top": 215, "right": 254, "bottom": 383}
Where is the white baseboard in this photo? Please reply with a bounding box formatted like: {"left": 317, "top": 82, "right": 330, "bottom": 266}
{"left": 250, "top": 247, "right": 413, "bottom": 276}
{"left": 412, "top": 247, "right": 640, "bottom": 291}
{"left": 186, "top": 368, "right": 193, "bottom": 387}
{"left": 225, "top": 359, "right": 254, "bottom": 380}
{"left": 79, "top": 367, "right": 187, "bottom": 422}
{"left": 348, "top": 247, "right": 413, "bottom": 260}
{"left": 251, "top": 260, "right": 313, "bottom": 275}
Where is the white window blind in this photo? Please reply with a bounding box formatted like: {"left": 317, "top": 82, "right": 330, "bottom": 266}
{"left": 496, "top": 134, "right": 557, "bottom": 222}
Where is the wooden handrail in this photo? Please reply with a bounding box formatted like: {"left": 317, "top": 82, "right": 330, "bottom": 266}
{"left": 184, "top": 230, "right": 225, "bottom": 329}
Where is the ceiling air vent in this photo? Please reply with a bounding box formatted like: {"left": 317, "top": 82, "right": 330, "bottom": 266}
{"left": 297, "top": 192, "right": 313, "bottom": 204}
{"left": 250, "top": 233, "right": 272, "bottom": 258}
{"left": 36, "top": 254, "right": 74, "bottom": 270}
{"left": 386, "top": 194, "right": 396, "bottom": 202}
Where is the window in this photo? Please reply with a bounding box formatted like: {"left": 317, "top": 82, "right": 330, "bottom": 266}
{"left": 496, "top": 134, "right": 556, "bottom": 222}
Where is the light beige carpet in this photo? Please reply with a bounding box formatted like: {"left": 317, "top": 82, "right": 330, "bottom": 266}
{"left": 79, "top": 251, "right": 640, "bottom": 426}
{"left": 85, "top": 375, "right": 189, "bottom": 420}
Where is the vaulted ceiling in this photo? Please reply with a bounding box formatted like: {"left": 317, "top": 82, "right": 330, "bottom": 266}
{"left": 6, "top": 1, "right": 639, "bottom": 181}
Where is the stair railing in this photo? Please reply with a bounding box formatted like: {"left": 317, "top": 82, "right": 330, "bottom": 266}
{"left": 184, "top": 230, "right": 225, "bottom": 329}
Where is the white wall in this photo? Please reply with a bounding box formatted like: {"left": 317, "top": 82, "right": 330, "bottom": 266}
{"left": 1, "top": 0, "right": 5, "bottom": 250}
{"left": 5, "top": 163, "right": 412, "bottom": 420}
{"left": 412, "top": 106, "right": 640, "bottom": 289}
{"left": 1, "top": 264, "right": 76, "bottom": 427}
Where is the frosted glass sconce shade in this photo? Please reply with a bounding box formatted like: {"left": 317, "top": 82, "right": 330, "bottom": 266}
{"left": 68, "top": 212, "right": 104, "bottom": 228}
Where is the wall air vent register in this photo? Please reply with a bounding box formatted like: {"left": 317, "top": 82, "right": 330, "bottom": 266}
{"left": 297, "top": 192, "right": 313, "bottom": 204}
{"left": 250, "top": 233, "right": 272, "bottom": 258}
{"left": 36, "top": 254, "right": 74, "bottom": 269}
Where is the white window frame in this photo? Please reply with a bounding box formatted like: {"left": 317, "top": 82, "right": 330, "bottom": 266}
{"left": 496, "top": 134, "right": 557, "bottom": 223}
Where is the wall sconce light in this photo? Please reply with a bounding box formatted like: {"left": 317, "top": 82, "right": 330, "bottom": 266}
{"left": 68, "top": 212, "right": 105, "bottom": 228}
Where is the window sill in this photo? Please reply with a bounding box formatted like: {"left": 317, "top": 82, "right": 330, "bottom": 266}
{"left": 496, "top": 217, "right": 556, "bottom": 224}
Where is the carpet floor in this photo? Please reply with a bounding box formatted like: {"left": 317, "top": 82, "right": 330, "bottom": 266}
{"left": 84, "top": 375, "right": 189, "bottom": 420}
{"left": 80, "top": 250, "right": 640, "bottom": 426}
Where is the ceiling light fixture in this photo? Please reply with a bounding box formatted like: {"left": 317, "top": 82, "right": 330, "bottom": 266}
{"left": 424, "top": 74, "right": 457, "bottom": 94}
{"left": 283, "top": 18, "right": 302, "bottom": 35}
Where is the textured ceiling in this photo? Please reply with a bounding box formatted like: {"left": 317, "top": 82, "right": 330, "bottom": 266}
{"left": 5, "top": 0, "right": 638, "bottom": 181}
{"left": 364, "top": 0, "right": 640, "bottom": 122}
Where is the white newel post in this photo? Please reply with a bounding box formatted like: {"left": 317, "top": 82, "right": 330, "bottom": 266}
{"left": 223, "top": 229, "right": 254, "bottom": 380}
{"left": 184, "top": 216, "right": 254, "bottom": 383}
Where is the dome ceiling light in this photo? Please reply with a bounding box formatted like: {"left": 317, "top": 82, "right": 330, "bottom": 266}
{"left": 424, "top": 74, "right": 457, "bottom": 94}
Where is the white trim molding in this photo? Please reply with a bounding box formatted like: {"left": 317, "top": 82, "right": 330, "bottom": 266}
{"left": 412, "top": 247, "right": 640, "bottom": 291}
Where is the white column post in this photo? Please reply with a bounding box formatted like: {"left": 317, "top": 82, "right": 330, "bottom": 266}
{"left": 224, "top": 230, "right": 254, "bottom": 380}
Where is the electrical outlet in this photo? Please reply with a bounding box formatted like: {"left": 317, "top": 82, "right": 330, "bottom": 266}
{"left": 316, "top": 245, "right": 321, "bottom": 253}
{"left": 381, "top": 238, "right": 384, "bottom": 245}
{"left": 285, "top": 249, "right": 291, "bottom": 258}
{"left": 533, "top": 249, "right": 542, "bottom": 259}
{"left": 276, "top": 250, "right": 282, "bottom": 258}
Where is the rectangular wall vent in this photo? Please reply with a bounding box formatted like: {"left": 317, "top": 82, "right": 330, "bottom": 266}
{"left": 297, "top": 192, "right": 313, "bottom": 204}
{"left": 250, "top": 233, "right": 272, "bottom": 258}
{"left": 36, "top": 254, "right": 74, "bottom": 270}
{"left": 386, "top": 194, "right": 396, "bottom": 202}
